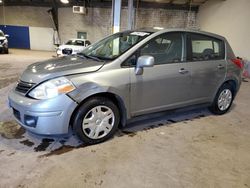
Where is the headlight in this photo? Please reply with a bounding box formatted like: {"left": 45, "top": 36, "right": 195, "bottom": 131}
{"left": 3, "top": 39, "right": 7, "bottom": 44}
{"left": 28, "top": 77, "right": 75, "bottom": 100}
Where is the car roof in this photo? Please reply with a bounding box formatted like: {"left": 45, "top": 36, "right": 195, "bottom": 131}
{"left": 135, "top": 27, "right": 225, "bottom": 41}
{"left": 69, "top": 38, "right": 88, "bottom": 41}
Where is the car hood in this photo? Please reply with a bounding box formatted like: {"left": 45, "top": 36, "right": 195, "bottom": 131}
{"left": 20, "top": 56, "right": 105, "bottom": 83}
{"left": 0, "top": 36, "right": 6, "bottom": 40}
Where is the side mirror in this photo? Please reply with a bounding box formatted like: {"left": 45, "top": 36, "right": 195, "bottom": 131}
{"left": 135, "top": 55, "right": 154, "bottom": 75}
{"left": 5, "top": 34, "right": 9, "bottom": 38}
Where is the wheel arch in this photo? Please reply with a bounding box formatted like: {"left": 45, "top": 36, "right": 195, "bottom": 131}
{"left": 211, "top": 79, "right": 238, "bottom": 104}
{"left": 222, "top": 79, "right": 238, "bottom": 97}
{"left": 69, "top": 92, "right": 127, "bottom": 130}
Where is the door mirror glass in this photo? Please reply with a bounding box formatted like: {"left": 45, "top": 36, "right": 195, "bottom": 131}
{"left": 135, "top": 55, "right": 154, "bottom": 75}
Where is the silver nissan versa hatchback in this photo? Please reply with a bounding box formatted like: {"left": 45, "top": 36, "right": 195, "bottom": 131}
{"left": 8, "top": 28, "right": 242, "bottom": 144}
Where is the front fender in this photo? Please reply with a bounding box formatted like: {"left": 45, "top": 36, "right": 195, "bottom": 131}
{"left": 68, "top": 82, "right": 109, "bottom": 103}
{"left": 67, "top": 82, "right": 129, "bottom": 127}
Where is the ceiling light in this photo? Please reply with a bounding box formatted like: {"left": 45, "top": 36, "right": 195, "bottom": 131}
{"left": 60, "top": 0, "right": 69, "bottom": 4}
{"left": 0, "top": 0, "right": 3, "bottom": 3}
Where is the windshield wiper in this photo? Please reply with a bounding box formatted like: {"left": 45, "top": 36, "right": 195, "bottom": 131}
{"left": 77, "top": 53, "right": 103, "bottom": 62}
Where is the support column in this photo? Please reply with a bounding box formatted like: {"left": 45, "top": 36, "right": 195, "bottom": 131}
{"left": 127, "top": 0, "right": 134, "bottom": 30}
{"left": 111, "top": 0, "right": 122, "bottom": 33}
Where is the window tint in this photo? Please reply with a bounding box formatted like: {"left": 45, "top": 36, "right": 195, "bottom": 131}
{"left": 81, "top": 31, "right": 152, "bottom": 60}
{"left": 75, "top": 40, "right": 85, "bottom": 46}
{"left": 140, "top": 32, "right": 182, "bottom": 65}
{"left": 122, "top": 54, "right": 137, "bottom": 67}
{"left": 188, "top": 33, "right": 225, "bottom": 61}
{"left": 66, "top": 40, "right": 85, "bottom": 46}
{"left": 85, "top": 40, "right": 91, "bottom": 46}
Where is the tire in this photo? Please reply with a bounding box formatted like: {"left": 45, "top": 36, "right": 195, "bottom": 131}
{"left": 209, "top": 83, "right": 234, "bottom": 115}
{"left": 5, "top": 48, "right": 9, "bottom": 54}
{"left": 72, "top": 97, "right": 120, "bottom": 145}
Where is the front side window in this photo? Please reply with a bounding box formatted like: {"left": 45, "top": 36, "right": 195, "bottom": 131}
{"left": 80, "top": 31, "right": 152, "bottom": 60}
{"left": 139, "top": 32, "right": 183, "bottom": 65}
{"left": 188, "top": 33, "right": 225, "bottom": 61}
{"left": 65, "top": 40, "right": 74, "bottom": 45}
{"left": 85, "top": 40, "right": 91, "bottom": 46}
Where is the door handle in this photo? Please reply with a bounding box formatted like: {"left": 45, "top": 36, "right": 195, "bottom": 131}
{"left": 217, "top": 64, "right": 225, "bottom": 69}
{"left": 179, "top": 68, "right": 189, "bottom": 74}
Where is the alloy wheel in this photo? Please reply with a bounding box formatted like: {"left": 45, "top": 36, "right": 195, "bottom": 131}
{"left": 217, "top": 89, "right": 232, "bottom": 111}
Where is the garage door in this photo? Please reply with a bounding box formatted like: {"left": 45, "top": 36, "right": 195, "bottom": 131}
{"left": 0, "top": 25, "right": 30, "bottom": 49}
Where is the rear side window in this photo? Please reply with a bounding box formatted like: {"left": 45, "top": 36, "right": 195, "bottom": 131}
{"left": 187, "top": 33, "right": 225, "bottom": 61}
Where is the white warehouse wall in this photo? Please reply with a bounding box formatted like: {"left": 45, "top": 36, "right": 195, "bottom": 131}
{"left": 58, "top": 7, "right": 197, "bottom": 44}
{"left": 0, "top": 6, "right": 197, "bottom": 51}
{"left": 197, "top": 0, "right": 250, "bottom": 60}
{"left": 0, "top": 6, "right": 54, "bottom": 28}
{"left": 58, "top": 7, "right": 112, "bottom": 44}
{"left": 0, "top": 6, "right": 55, "bottom": 51}
{"left": 29, "top": 27, "right": 55, "bottom": 51}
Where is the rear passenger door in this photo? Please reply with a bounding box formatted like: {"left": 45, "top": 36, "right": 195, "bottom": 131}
{"left": 186, "top": 33, "right": 226, "bottom": 102}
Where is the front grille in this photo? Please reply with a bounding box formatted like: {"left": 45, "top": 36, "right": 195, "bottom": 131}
{"left": 15, "top": 80, "right": 36, "bottom": 94}
{"left": 62, "top": 48, "right": 73, "bottom": 55}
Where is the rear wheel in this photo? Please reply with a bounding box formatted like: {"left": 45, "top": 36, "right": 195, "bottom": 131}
{"left": 72, "top": 97, "right": 120, "bottom": 144}
{"left": 209, "top": 83, "right": 234, "bottom": 115}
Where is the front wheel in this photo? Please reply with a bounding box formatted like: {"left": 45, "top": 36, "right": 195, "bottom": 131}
{"left": 72, "top": 97, "right": 120, "bottom": 145}
{"left": 209, "top": 83, "right": 234, "bottom": 115}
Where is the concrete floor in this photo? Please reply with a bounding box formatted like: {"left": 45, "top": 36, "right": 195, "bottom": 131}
{"left": 0, "top": 49, "right": 250, "bottom": 188}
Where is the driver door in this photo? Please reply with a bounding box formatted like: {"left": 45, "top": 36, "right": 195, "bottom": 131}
{"left": 130, "top": 32, "right": 193, "bottom": 116}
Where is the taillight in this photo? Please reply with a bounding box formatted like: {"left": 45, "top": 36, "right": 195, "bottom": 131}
{"left": 232, "top": 59, "right": 243, "bottom": 69}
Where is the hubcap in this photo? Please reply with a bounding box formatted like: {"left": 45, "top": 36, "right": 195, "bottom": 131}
{"left": 82, "top": 106, "right": 115, "bottom": 139}
{"left": 218, "top": 89, "right": 232, "bottom": 111}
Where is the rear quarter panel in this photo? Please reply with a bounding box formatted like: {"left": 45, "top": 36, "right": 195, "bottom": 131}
{"left": 225, "top": 40, "right": 242, "bottom": 93}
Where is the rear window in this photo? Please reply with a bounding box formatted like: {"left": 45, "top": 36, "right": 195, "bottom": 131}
{"left": 66, "top": 40, "right": 85, "bottom": 46}
{"left": 187, "top": 33, "right": 225, "bottom": 61}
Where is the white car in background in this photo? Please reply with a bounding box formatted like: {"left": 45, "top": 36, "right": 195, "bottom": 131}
{"left": 0, "top": 30, "right": 9, "bottom": 54}
{"left": 56, "top": 38, "right": 91, "bottom": 56}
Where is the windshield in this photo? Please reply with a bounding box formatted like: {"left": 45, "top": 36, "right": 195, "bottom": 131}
{"left": 80, "top": 31, "right": 152, "bottom": 60}
{"left": 0, "top": 32, "right": 4, "bottom": 37}
{"left": 66, "top": 40, "right": 85, "bottom": 46}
